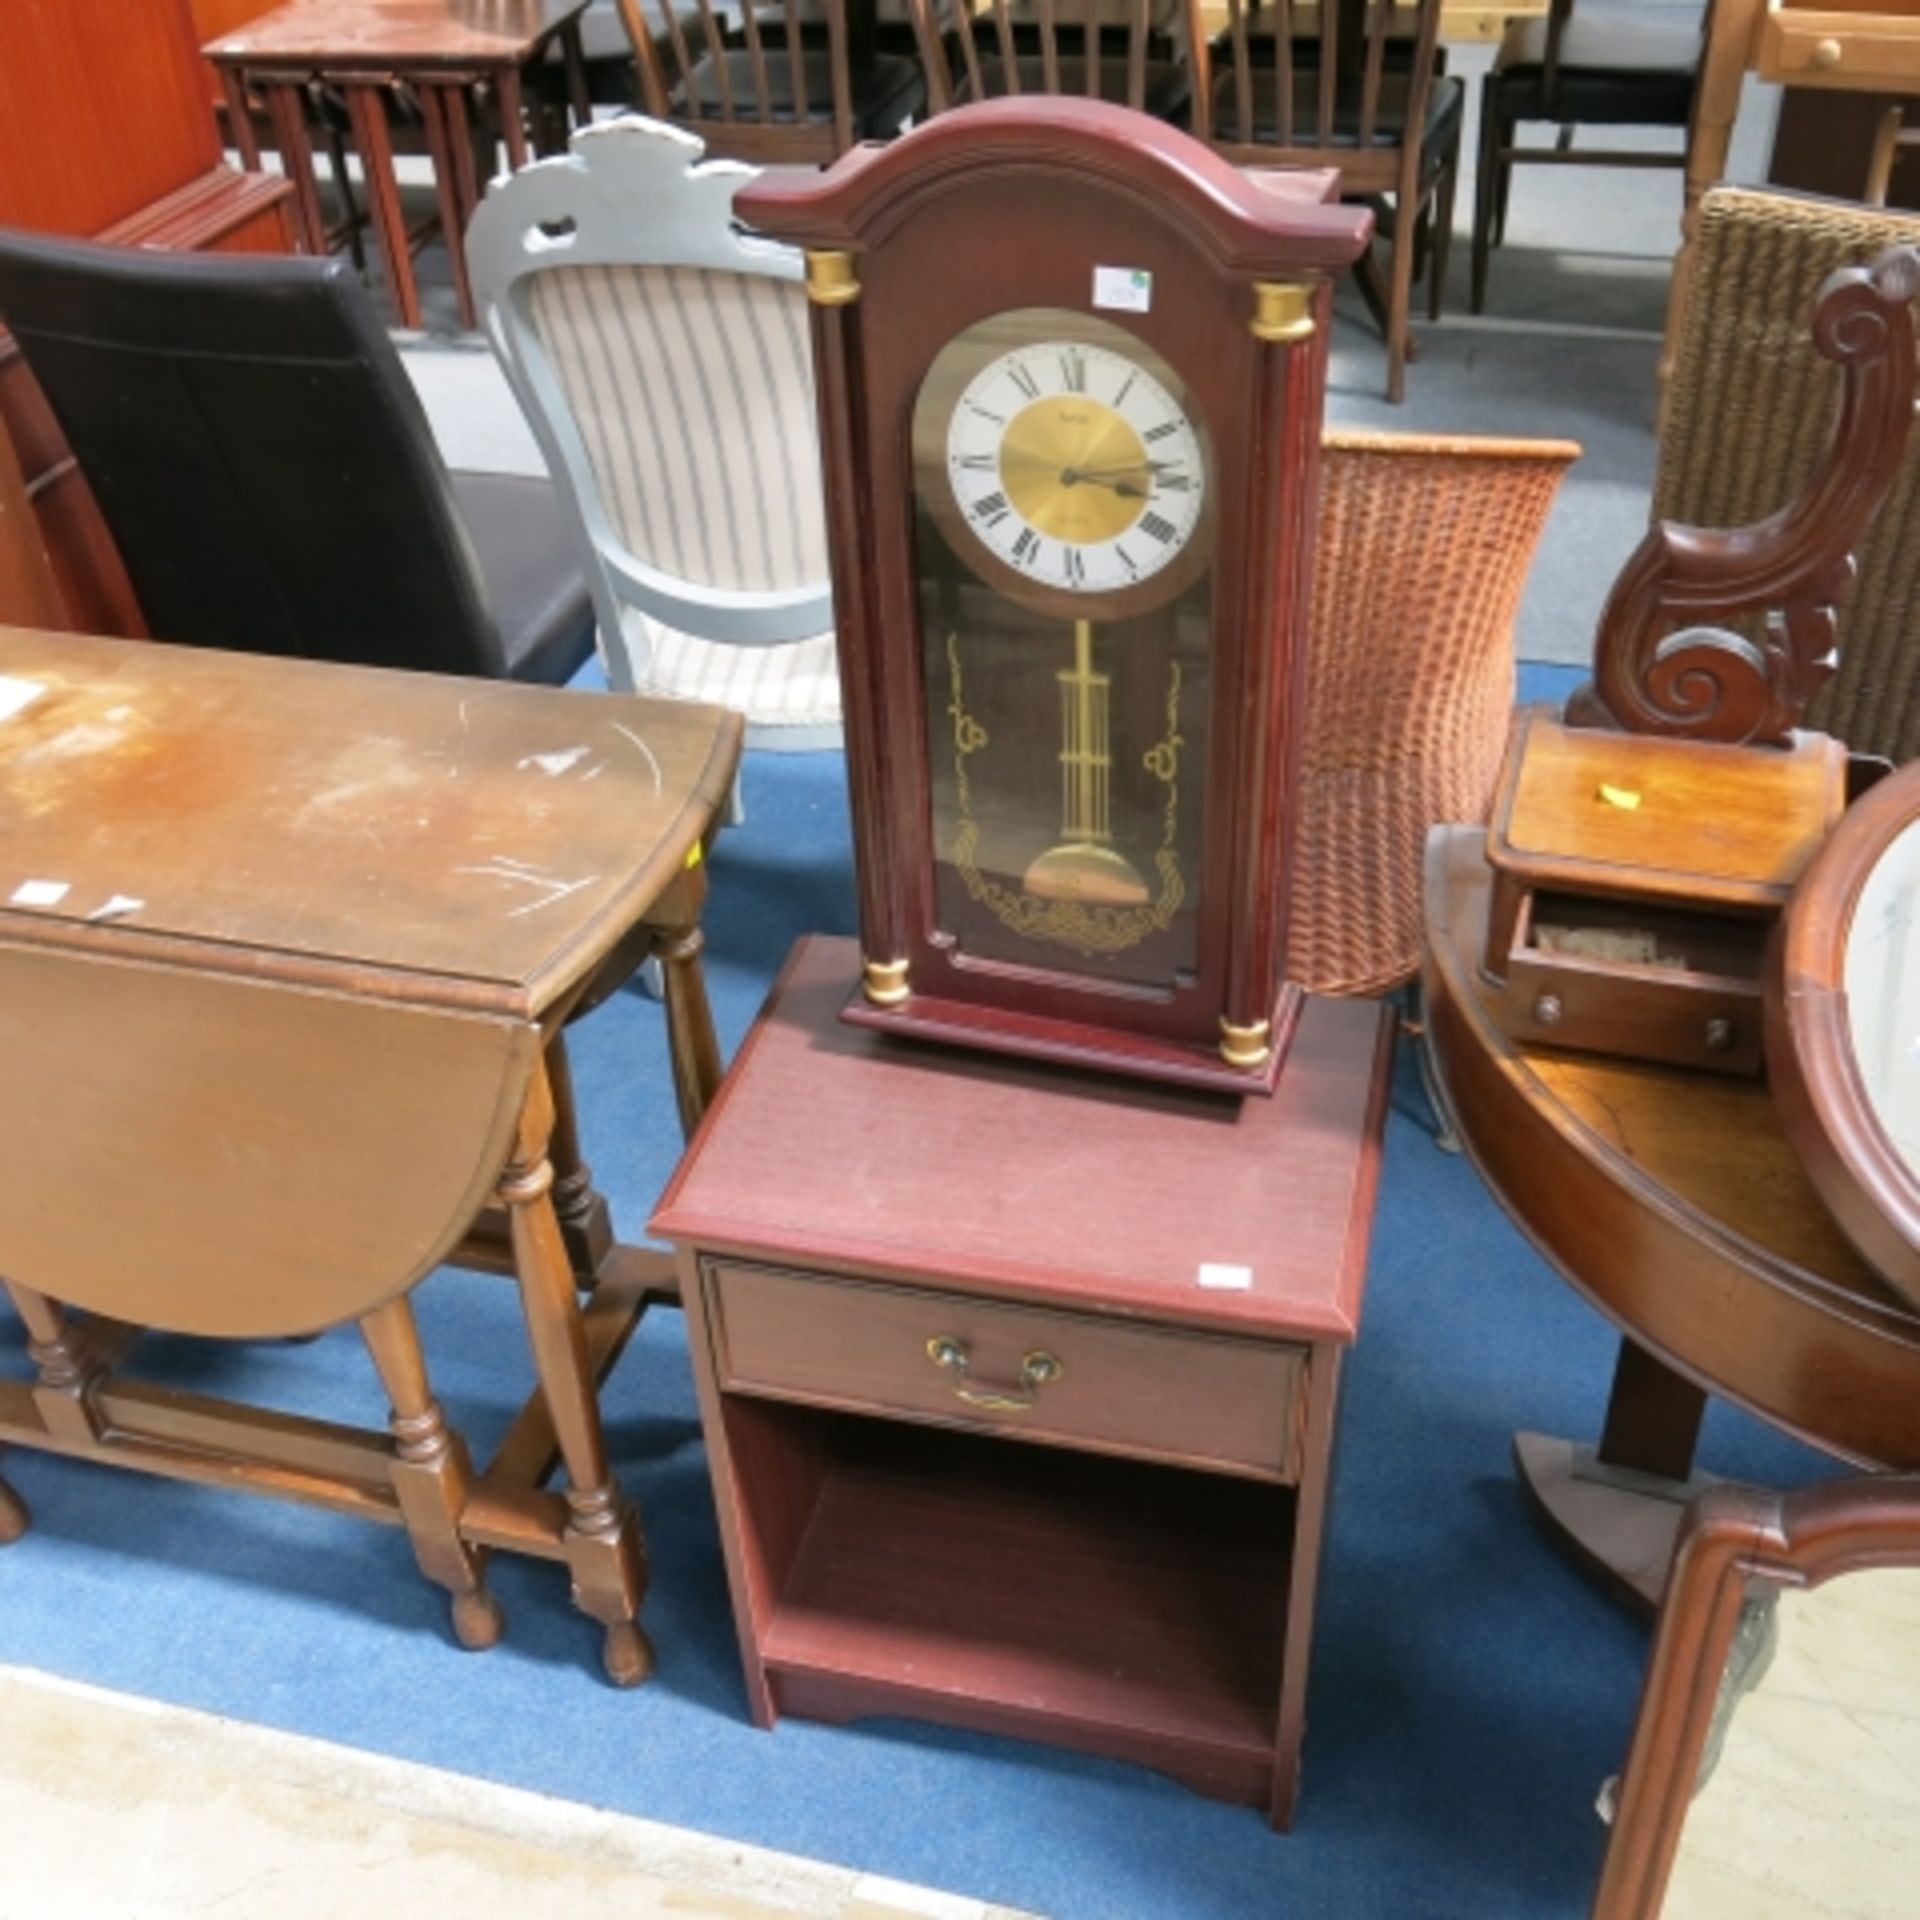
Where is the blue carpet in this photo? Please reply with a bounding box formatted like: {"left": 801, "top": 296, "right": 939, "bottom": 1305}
{"left": 0, "top": 658, "right": 1830, "bottom": 1919}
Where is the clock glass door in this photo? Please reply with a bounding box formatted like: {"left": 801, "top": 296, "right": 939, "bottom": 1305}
{"left": 911, "top": 307, "right": 1216, "bottom": 994}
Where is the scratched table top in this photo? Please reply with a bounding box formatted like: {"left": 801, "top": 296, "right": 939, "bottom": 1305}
{"left": 0, "top": 629, "right": 740, "bottom": 1018}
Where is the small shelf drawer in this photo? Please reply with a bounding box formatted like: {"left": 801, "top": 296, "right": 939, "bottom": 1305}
{"left": 702, "top": 1258, "right": 1308, "bottom": 1483}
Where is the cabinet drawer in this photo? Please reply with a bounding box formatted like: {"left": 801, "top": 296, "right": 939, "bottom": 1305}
{"left": 703, "top": 1258, "right": 1308, "bottom": 1482}
{"left": 1757, "top": 9, "right": 1920, "bottom": 88}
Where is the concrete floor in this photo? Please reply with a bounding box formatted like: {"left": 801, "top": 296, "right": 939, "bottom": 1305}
{"left": 0, "top": 1665, "right": 1036, "bottom": 1920}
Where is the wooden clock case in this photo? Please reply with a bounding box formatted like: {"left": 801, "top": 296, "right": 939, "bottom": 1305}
{"left": 735, "top": 99, "right": 1371, "bottom": 1094}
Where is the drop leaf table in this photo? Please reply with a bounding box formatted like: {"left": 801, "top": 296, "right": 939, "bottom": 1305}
{"left": 0, "top": 626, "right": 740, "bottom": 1682}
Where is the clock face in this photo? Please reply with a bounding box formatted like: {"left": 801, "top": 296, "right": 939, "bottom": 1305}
{"left": 944, "top": 342, "right": 1206, "bottom": 598}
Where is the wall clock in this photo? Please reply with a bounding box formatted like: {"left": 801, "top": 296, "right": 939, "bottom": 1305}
{"left": 737, "top": 99, "right": 1370, "bottom": 1093}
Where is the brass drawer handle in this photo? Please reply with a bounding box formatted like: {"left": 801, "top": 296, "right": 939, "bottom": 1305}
{"left": 925, "top": 1336, "right": 1063, "bottom": 1412}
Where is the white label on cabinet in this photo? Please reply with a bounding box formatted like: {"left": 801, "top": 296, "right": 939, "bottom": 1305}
{"left": 1197, "top": 1262, "right": 1254, "bottom": 1291}
{"left": 9, "top": 879, "right": 70, "bottom": 909}
{"left": 1092, "top": 265, "right": 1153, "bottom": 313}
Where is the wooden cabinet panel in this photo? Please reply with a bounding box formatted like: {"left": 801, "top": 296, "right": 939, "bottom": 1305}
{"left": 0, "top": 0, "right": 222, "bottom": 237}
{"left": 0, "top": 0, "right": 293, "bottom": 636}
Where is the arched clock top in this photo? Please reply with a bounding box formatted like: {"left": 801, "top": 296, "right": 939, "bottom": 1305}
{"left": 735, "top": 97, "right": 1373, "bottom": 280}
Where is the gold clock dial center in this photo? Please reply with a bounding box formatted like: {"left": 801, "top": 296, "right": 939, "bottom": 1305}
{"left": 998, "top": 395, "right": 1151, "bottom": 545}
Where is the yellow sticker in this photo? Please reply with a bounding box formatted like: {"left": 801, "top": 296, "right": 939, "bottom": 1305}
{"left": 1597, "top": 782, "right": 1642, "bottom": 811}
{"left": 685, "top": 841, "right": 705, "bottom": 868}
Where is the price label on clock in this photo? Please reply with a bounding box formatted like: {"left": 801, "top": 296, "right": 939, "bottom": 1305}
{"left": 1092, "top": 266, "right": 1152, "bottom": 314}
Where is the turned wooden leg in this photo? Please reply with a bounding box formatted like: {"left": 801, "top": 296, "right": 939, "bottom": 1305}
{"left": 361, "top": 1294, "right": 501, "bottom": 1651}
{"left": 500, "top": 1064, "right": 652, "bottom": 1686}
{"left": 659, "top": 923, "right": 723, "bottom": 1141}
{"left": 0, "top": 1451, "right": 28, "bottom": 1544}
{"left": 544, "top": 1027, "right": 613, "bottom": 1276}
{"left": 6, "top": 1283, "right": 102, "bottom": 1444}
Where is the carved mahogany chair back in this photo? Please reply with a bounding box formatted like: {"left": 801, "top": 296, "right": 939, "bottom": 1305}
{"left": 1651, "top": 190, "right": 1920, "bottom": 763}
{"left": 615, "top": 0, "right": 922, "bottom": 163}
{"left": 1569, "top": 223, "right": 1920, "bottom": 754}
{"left": 1187, "top": 0, "right": 1461, "bottom": 399}
{"left": 908, "top": 0, "right": 1183, "bottom": 117}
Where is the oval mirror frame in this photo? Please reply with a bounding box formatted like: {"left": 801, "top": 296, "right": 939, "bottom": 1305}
{"left": 1767, "top": 761, "right": 1920, "bottom": 1309}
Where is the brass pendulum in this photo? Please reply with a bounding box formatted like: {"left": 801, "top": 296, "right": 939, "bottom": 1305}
{"left": 1024, "top": 620, "right": 1150, "bottom": 907}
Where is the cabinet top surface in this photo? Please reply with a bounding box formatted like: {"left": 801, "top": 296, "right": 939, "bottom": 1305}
{"left": 0, "top": 628, "right": 738, "bottom": 1015}
{"left": 203, "top": 0, "right": 590, "bottom": 66}
{"left": 652, "top": 935, "right": 1395, "bottom": 1340}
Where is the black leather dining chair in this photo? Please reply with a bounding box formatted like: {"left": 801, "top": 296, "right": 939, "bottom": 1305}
{"left": 0, "top": 230, "right": 596, "bottom": 687}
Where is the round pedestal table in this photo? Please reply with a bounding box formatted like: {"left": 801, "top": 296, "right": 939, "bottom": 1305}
{"left": 1422, "top": 825, "right": 1920, "bottom": 1608}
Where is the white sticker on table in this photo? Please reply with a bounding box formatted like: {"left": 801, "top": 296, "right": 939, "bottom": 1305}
{"left": 9, "top": 880, "right": 70, "bottom": 909}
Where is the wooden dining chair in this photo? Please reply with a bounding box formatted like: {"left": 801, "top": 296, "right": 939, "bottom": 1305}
{"left": 908, "top": 0, "right": 1188, "bottom": 118}
{"left": 1188, "top": 0, "right": 1462, "bottom": 401}
{"left": 615, "top": 0, "right": 923, "bottom": 163}
{"left": 468, "top": 116, "right": 842, "bottom": 754}
{"left": 1471, "top": 0, "right": 1701, "bottom": 314}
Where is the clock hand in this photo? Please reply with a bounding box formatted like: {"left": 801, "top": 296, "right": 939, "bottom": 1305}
{"left": 1069, "top": 460, "right": 1178, "bottom": 479}
{"left": 1062, "top": 469, "right": 1149, "bottom": 499}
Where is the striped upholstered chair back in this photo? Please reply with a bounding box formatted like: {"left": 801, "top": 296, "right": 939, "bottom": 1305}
{"left": 468, "top": 116, "right": 840, "bottom": 751}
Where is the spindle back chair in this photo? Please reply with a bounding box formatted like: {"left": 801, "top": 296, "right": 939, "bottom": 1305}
{"left": 617, "top": 0, "right": 922, "bottom": 163}
{"left": 1190, "top": 0, "right": 1461, "bottom": 399}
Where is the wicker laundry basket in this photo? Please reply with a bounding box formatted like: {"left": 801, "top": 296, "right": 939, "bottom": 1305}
{"left": 1658, "top": 187, "right": 1920, "bottom": 764}
{"left": 1288, "top": 429, "right": 1578, "bottom": 996}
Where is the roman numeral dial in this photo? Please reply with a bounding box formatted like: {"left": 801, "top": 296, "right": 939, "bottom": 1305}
{"left": 945, "top": 338, "right": 1206, "bottom": 598}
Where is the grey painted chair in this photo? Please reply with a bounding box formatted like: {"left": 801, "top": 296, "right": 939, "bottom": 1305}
{"left": 467, "top": 115, "right": 841, "bottom": 752}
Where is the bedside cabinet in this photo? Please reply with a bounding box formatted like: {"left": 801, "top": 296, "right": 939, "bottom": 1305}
{"left": 652, "top": 936, "right": 1394, "bottom": 1828}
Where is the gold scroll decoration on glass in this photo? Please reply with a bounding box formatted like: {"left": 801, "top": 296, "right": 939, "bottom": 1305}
{"left": 945, "top": 625, "right": 1184, "bottom": 956}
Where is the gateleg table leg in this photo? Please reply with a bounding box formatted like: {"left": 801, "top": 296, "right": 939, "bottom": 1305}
{"left": 361, "top": 1293, "right": 502, "bottom": 1651}
{"left": 647, "top": 865, "right": 724, "bottom": 1139}
{"left": 6, "top": 1282, "right": 103, "bottom": 1446}
{"left": 543, "top": 1026, "right": 614, "bottom": 1270}
{"left": 0, "top": 1449, "right": 27, "bottom": 1544}
{"left": 500, "top": 1063, "right": 653, "bottom": 1686}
